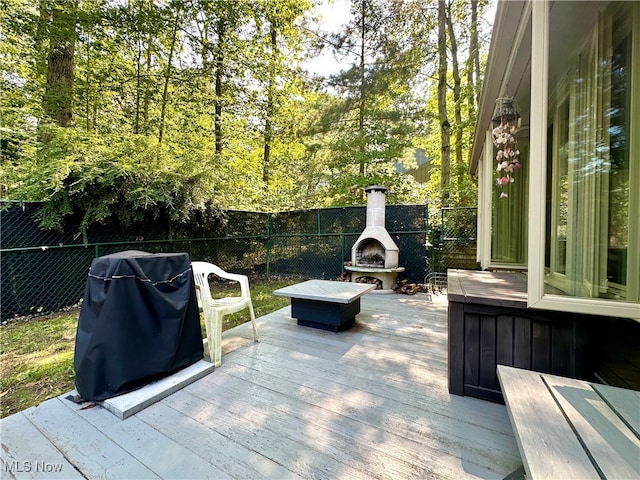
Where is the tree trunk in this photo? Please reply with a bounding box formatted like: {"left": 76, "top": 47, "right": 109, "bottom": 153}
{"left": 84, "top": 43, "right": 91, "bottom": 131}
{"left": 134, "top": 38, "right": 142, "bottom": 134}
{"left": 445, "top": 1, "right": 463, "bottom": 173}
{"left": 263, "top": 24, "right": 277, "bottom": 185}
{"left": 471, "top": 0, "right": 481, "bottom": 106}
{"left": 438, "top": 0, "right": 450, "bottom": 197}
{"left": 158, "top": 13, "right": 180, "bottom": 144}
{"left": 143, "top": 32, "right": 153, "bottom": 133}
{"left": 214, "top": 16, "right": 226, "bottom": 155}
{"left": 43, "top": 0, "right": 76, "bottom": 127}
{"left": 466, "top": 0, "right": 479, "bottom": 163}
{"left": 358, "top": 0, "right": 366, "bottom": 176}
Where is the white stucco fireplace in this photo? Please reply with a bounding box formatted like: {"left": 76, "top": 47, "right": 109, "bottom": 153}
{"left": 344, "top": 185, "right": 404, "bottom": 291}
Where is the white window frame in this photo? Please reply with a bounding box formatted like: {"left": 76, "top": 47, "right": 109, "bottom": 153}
{"left": 477, "top": 2, "right": 531, "bottom": 272}
{"left": 545, "top": 87, "right": 572, "bottom": 293}
{"left": 527, "top": 0, "right": 640, "bottom": 321}
{"left": 476, "top": 131, "right": 492, "bottom": 268}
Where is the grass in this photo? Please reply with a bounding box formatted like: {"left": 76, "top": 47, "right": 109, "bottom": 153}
{"left": 0, "top": 279, "right": 296, "bottom": 419}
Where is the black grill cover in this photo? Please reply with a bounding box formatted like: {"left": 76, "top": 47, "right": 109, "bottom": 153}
{"left": 74, "top": 251, "right": 203, "bottom": 401}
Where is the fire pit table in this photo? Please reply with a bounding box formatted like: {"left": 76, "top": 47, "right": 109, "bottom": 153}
{"left": 274, "top": 280, "right": 376, "bottom": 332}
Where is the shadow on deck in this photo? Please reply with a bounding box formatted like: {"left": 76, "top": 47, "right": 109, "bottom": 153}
{"left": 1, "top": 293, "right": 521, "bottom": 479}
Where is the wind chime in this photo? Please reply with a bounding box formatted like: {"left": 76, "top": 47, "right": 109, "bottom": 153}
{"left": 492, "top": 97, "right": 520, "bottom": 198}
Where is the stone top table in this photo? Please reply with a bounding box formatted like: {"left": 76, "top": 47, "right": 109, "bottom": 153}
{"left": 274, "top": 280, "right": 376, "bottom": 332}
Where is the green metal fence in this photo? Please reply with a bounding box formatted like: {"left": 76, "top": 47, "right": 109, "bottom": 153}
{"left": 439, "top": 207, "right": 479, "bottom": 273}
{"left": 1, "top": 201, "right": 479, "bottom": 321}
{"left": 4, "top": 201, "right": 477, "bottom": 321}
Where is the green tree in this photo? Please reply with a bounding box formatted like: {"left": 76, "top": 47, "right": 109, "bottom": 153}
{"left": 317, "top": 0, "right": 430, "bottom": 204}
{"left": 437, "top": 0, "right": 450, "bottom": 201}
{"left": 1, "top": 0, "right": 491, "bottom": 232}
{"left": 423, "top": 0, "right": 490, "bottom": 209}
{"left": 41, "top": 0, "right": 77, "bottom": 127}
{"left": 251, "top": 0, "right": 313, "bottom": 208}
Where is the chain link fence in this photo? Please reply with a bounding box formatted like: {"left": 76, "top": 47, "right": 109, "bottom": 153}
{"left": 437, "top": 207, "right": 479, "bottom": 273}
{"left": 1, "top": 201, "right": 477, "bottom": 322}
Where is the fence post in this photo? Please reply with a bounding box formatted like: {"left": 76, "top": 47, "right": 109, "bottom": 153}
{"left": 440, "top": 209, "right": 446, "bottom": 274}
{"left": 265, "top": 214, "right": 272, "bottom": 278}
{"left": 424, "top": 205, "right": 430, "bottom": 277}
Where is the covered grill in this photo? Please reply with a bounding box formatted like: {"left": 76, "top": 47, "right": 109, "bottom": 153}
{"left": 74, "top": 250, "right": 203, "bottom": 401}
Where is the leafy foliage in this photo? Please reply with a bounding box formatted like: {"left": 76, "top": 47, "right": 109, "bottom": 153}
{"left": 4, "top": 125, "right": 210, "bottom": 229}
{"left": 1, "top": 0, "right": 492, "bottom": 229}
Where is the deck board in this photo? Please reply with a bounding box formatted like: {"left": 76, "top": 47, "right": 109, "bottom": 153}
{"left": 1, "top": 293, "right": 521, "bottom": 479}
{"left": 136, "top": 401, "right": 302, "bottom": 479}
{"left": 545, "top": 375, "right": 640, "bottom": 479}
{"left": 216, "top": 351, "right": 519, "bottom": 474}
{"left": 592, "top": 383, "right": 640, "bottom": 439}
{"left": 22, "top": 398, "right": 160, "bottom": 479}
{"left": 0, "top": 412, "right": 84, "bottom": 479}
{"left": 164, "top": 389, "right": 371, "bottom": 480}
{"left": 187, "top": 372, "right": 446, "bottom": 479}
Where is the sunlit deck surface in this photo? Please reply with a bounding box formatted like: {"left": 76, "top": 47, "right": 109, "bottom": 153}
{"left": 1, "top": 293, "right": 522, "bottom": 479}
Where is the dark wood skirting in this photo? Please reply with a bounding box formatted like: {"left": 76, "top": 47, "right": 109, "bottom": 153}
{"left": 447, "top": 269, "right": 601, "bottom": 403}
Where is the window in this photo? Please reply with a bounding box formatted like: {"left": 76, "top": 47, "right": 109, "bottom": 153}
{"left": 529, "top": 1, "right": 640, "bottom": 319}
{"left": 491, "top": 137, "right": 529, "bottom": 266}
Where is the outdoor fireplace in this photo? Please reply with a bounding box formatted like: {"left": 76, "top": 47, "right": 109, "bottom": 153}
{"left": 344, "top": 185, "right": 404, "bottom": 291}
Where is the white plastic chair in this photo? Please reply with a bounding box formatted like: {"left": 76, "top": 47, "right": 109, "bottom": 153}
{"left": 191, "top": 261, "right": 259, "bottom": 367}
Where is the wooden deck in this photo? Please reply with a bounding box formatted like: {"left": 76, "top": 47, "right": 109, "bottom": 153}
{"left": 1, "top": 293, "right": 521, "bottom": 479}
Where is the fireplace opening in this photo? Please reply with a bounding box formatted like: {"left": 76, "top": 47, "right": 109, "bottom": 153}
{"left": 355, "top": 239, "right": 385, "bottom": 267}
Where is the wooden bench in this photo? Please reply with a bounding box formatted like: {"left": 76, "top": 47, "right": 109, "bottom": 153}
{"left": 497, "top": 365, "right": 640, "bottom": 479}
